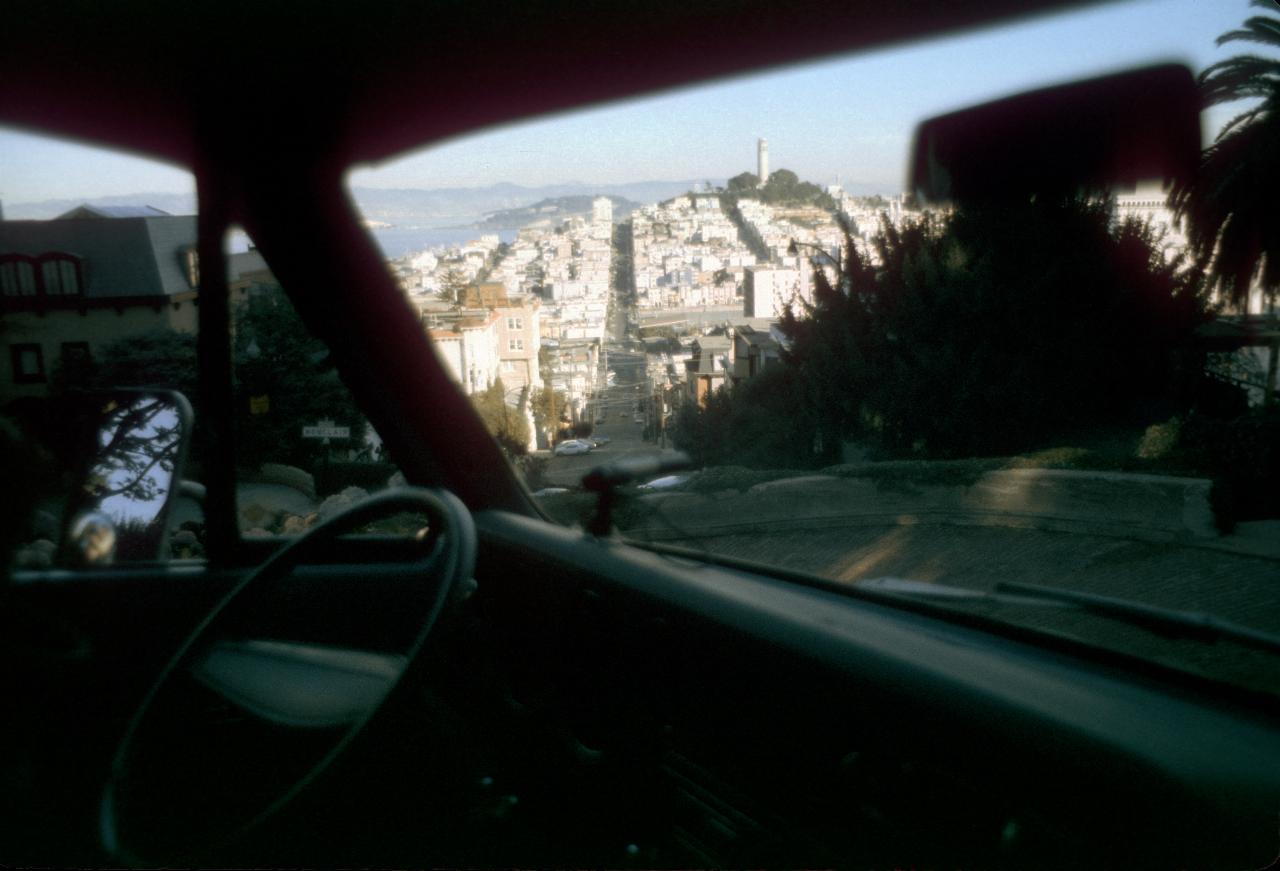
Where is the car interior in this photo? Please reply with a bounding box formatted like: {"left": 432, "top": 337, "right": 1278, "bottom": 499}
{"left": 3, "top": 0, "right": 1280, "bottom": 868}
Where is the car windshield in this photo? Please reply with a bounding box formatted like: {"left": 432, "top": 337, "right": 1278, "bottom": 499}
{"left": 341, "top": 0, "right": 1280, "bottom": 698}
{"left": 5, "top": 0, "right": 1274, "bottom": 700}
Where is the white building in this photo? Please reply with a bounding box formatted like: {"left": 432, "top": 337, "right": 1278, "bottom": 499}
{"left": 743, "top": 265, "right": 802, "bottom": 319}
{"left": 592, "top": 196, "right": 613, "bottom": 225}
{"left": 420, "top": 305, "right": 501, "bottom": 396}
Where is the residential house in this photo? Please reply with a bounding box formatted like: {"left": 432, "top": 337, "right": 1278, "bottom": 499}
{"left": 730, "top": 324, "right": 781, "bottom": 386}
{"left": 683, "top": 334, "right": 731, "bottom": 406}
{"left": 1, "top": 206, "right": 198, "bottom": 404}
{"left": 462, "top": 283, "right": 544, "bottom": 394}
{"left": 418, "top": 300, "right": 500, "bottom": 395}
{"left": 743, "top": 265, "right": 801, "bottom": 319}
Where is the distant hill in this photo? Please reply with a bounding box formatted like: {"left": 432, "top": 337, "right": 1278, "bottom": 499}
{"left": 4, "top": 192, "right": 197, "bottom": 220}
{"left": 6, "top": 180, "right": 715, "bottom": 225}
{"left": 350, "top": 180, "right": 710, "bottom": 225}
{"left": 475, "top": 194, "right": 640, "bottom": 229}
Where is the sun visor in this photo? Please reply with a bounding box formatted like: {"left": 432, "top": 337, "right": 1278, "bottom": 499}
{"left": 909, "top": 63, "right": 1201, "bottom": 204}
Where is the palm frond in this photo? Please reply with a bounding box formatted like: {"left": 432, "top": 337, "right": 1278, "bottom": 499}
{"left": 1173, "top": 3, "right": 1280, "bottom": 309}
{"left": 1215, "top": 106, "right": 1265, "bottom": 142}
{"left": 1216, "top": 10, "right": 1280, "bottom": 49}
{"left": 1198, "top": 55, "right": 1280, "bottom": 105}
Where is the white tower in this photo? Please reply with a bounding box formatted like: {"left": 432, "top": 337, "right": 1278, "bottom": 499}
{"left": 592, "top": 196, "right": 612, "bottom": 225}
{"left": 757, "top": 138, "right": 769, "bottom": 186}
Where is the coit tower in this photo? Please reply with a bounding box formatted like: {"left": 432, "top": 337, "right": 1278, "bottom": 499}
{"left": 757, "top": 138, "right": 769, "bottom": 185}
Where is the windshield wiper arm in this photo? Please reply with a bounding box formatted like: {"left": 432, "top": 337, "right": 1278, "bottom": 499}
{"left": 994, "top": 581, "right": 1280, "bottom": 656}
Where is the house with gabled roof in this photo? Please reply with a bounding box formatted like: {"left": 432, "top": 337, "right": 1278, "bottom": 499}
{"left": 683, "top": 334, "right": 731, "bottom": 407}
{"left": 1, "top": 206, "right": 199, "bottom": 403}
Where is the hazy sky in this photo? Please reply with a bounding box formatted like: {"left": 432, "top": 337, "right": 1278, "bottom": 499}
{"left": 0, "top": 0, "right": 1262, "bottom": 203}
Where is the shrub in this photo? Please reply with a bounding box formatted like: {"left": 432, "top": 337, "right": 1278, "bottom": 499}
{"left": 1180, "top": 405, "right": 1280, "bottom": 531}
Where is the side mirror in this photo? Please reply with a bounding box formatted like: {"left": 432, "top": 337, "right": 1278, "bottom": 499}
{"left": 63, "top": 391, "right": 194, "bottom": 565}
{"left": 909, "top": 64, "right": 1200, "bottom": 204}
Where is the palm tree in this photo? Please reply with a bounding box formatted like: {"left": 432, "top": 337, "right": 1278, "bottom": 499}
{"left": 1171, "top": 0, "right": 1280, "bottom": 311}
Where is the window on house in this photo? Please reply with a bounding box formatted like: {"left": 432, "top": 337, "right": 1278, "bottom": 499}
{"left": 181, "top": 246, "right": 199, "bottom": 288}
{"left": 507, "top": 317, "right": 522, "bottom": 330}
{"left": 0, "top": 256, "right": 37, "bottom": 296}
{"left": 39, "top": 254, "right": 82, "bottom": 296}
{"left": 10, "top": 343, "right": 46, "bottom": 383}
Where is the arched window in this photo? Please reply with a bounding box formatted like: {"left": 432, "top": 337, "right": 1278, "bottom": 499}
{"left": 36, "top": 253, "right": 83, "bottom": 296}
{"left": 0, "top": 255, "right": 37, "bottom": 297}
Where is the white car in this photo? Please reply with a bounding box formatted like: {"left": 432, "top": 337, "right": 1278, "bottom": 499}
{"left": 552, "top": 439, "right": 592, "bottom": 456}
{"left": 638, "top": 474, "right": 690, "bottom": 490}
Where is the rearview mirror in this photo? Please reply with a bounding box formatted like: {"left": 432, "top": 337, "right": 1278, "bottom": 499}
{"left": 909, "top": 64, "right": 1200, "bottom": 204}
{"left": 63, "top": 391, "right": 194, "bottom": 565}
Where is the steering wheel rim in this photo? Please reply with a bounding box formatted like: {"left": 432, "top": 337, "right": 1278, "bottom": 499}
{"left": 100, "top": 486, "right": 476, "bottom": 864}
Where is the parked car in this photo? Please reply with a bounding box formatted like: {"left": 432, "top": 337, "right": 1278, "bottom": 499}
{"left": 552, "top": 439, "right": 592, "bottom": 456}
{"left": 637, "top": 474, "right": 690, "bottom": 490}
{"left": 587, "top": 435, "right": 611, "bottom": 447}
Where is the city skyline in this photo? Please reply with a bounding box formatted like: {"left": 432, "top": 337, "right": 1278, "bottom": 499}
{"left": 0, "top": 0, "right": 1257, "bottom": 204}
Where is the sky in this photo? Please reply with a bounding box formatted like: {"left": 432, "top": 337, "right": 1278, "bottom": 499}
{"left": 0, "top": 0, "right": 1265, "bottom": 203}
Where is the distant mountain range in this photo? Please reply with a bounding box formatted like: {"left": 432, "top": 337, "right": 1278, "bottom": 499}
{"left": 5, "top": 177, "right": 894, "bottom": 225}
{"left": 5, "top": 180, "right": 705, "bottom": 224}
{"left": 348, "top": 180, "right": 711, "bottom": 226}
{"left": 5, "top": 192, "right": 199, "bottom": 220}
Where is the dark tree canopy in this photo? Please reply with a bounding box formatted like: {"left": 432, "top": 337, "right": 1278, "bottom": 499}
{"left": 58, "top": 331, "right": 199, "bottom": 399}
{"left": 676, "top": 198, "right": 1209, "bottom": 466}
{"left": 726, "top": 171, "right": 760, "bottom": 193}
{"left": 233, "top": 287, "right": 369, "bottom": 469}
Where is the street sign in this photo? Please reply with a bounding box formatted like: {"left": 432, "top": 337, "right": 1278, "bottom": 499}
{"left": 302, "top": 419, "right": 350, "bottom": 439}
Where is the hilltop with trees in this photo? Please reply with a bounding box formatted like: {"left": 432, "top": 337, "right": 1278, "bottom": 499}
{"left": 722, "top": 169, "right": 837, "bottom": 211}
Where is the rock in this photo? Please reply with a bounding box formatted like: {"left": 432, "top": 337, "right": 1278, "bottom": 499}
{"left": 238, "top": 500, "right": 282, "bottom": 531}
{"left": 171, "top": 529, "right": 203, "bottom": 557}
{"left": 316, "top": 486, "right": 369, "bottom": 520}
{"left": 14, "top": 538, "right": 55, "bottom": 568}
{"left": 280, "top": 513, "right": 319, "bottom": 535}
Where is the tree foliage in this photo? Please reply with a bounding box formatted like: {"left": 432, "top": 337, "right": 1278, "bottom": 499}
{"left": 677, "top": 198, "right": 1209, "bottom": 466}
{"left": 88, "top": 396, "right": 182, "bottom": 503}
{"left": 1171, "top": 0, "right": 1280, "bottom": 309}
{"left": 233, "top": 287, "right": 369, "bottom": 469}
{"left": 759, "top": 169, "right": 837, "bottom": 211}
{"left": 724, "top": 168, "right": 836, "bottom": 211}
{"left": 672, "top": 365, "right": 813, "bottom": 468}
{"left": 470, "top": 378, "right": 531, "bottom": 456}
{"left": 726, "top": 172, "right": 759, "bottom": 194}
{"left": 57, "top": 330, "right": 199, "bottom": 399}
{"left": 841, "top": 202, "right": 1208, "bottom": 458}
{"left": 437, "top": 267, "right": 469, "bottom": 305}
{"left": 531, "top": 385, "right": 570, "bottom": 442}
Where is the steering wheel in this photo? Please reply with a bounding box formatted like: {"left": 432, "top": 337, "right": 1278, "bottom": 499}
{"left": 100, "top": 487, "right": 476, "bottom": 865}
